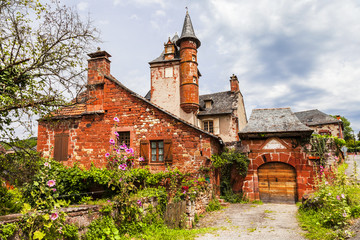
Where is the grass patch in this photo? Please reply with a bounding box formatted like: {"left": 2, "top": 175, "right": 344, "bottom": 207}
{"left": 129, "top": 224, "right": 217, "bottom": 240}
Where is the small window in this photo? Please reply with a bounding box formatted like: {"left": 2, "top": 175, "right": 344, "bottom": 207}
{"left": 193, "top": 76, "right": 197, "bottom": 83}
{"left": 151, "top": 140, "right": 164, "bottom": 162}
{"left": 54, "top": 133, "right": 69, "bottom": 161}
{"left": 203, "top": 121, "right": 214, "bottom": 133}
{"left": 117, "top": 131, "right": 130, "bottom": 148}
{"left": 166, "top": 46, "right": 172, "bottom": 53}
{"left": 192, "top": 55, "right": 196, "bottom": 61}
{"left": 204, "top": 100, "right": 212, "bottom": 109}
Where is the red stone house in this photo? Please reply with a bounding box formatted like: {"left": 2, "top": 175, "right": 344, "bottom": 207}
{"left": 37, "top": 50, "right": 222, "bottom": 174}
{"left": 237, "top": 108, "right": 316, "bottom": 203}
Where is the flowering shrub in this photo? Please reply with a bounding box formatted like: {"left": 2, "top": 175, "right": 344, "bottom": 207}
{"left": 298, "top": 163, "right": 360, "bottom": 239}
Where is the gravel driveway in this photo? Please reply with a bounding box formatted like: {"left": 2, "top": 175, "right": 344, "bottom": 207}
{"left": 196, "top": 203, "right": 306, "bottom": 240}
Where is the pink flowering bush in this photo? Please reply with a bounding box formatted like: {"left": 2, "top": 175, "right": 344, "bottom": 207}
{"left": 299, "top": 163, "right": 360, "bottom": 239}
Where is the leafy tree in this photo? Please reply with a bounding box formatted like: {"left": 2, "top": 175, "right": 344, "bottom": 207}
{"left": 331, "top": 115, "right": 353, "bottom": 141}
{"left": 357, "top": 131, "right": 360, "bottom": 141}
{"left": 0, "top": 0, "right": 98, "bottom": 141}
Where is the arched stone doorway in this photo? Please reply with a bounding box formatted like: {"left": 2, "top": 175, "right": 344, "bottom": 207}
{"left": 258, "top": 162, "right": 297, "bottom": 203}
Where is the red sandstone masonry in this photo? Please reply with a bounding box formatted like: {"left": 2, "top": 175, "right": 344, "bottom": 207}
{"left": 234, "top": 138, "right": 316, "bottom": 201}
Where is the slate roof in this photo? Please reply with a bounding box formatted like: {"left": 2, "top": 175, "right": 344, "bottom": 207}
{"left": 198, "top": 91, "right": 237, "bottom": 116}
{"left": 239, "top": 108, "right": 313, "bottom": 138}
{"left": 149, "top": 34, "right": 181, "bottom": 64}
{"left": 176, "top": 11, "right": 201, "bottom": 48}
{"left": 294, "top": 109, "right": 341, "bottom": 126}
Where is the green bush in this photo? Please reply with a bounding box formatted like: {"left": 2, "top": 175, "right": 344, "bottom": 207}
{"left": 84, "top": 216, "right": 120, "bottom": 240}
{"left": 0, "top": 180, "right": 24, "bottom": 215}
{"left": 206, "top": 198, "right": 222, "bottom": 212}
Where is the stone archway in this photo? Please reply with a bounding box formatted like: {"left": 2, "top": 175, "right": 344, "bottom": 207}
{"left": 258, "top": 162, "right": 297, "bottom": 203}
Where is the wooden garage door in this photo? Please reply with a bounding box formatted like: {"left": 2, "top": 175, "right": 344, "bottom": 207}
{"left": 258, "top": 162, "right": 297, "bottom": 203}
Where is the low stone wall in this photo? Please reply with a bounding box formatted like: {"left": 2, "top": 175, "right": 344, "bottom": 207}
{"left": 1, "top": 190, "right": 213, "bottom": 238}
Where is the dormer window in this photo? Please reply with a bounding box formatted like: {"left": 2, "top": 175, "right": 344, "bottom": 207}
{"left": 204, "top": 100, "right": 212, "bottom": 109}
{"left": 166, "top": 45, "right": 173, "bottom": 53}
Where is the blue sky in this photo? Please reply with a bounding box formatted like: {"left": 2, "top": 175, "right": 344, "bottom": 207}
{"left": 64, "top": 0, "right": 360, "bottom": 135}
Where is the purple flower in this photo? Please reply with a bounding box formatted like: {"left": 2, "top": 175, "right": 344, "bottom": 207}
{"left": 107, "top": 200, "right": 111, "bottom": 203}
{"left": 125, "top": 148, "right": 132, "bottom": 154}
{"left": 341, "top": 194, "right": 345, "bottom": 199}
{"left": 114, "top": 132, "right": 119, "bottom": 137}
{"left": 123, "top": 156, "right": 128, "bottom": 161}
{"left": 119, "top": 178, "right": 123, "bottom": 182}
{"left": 138, "top": 157, "right": 144, "bottom": 162}
{"left": 105, "top": 153, "right": 110, "bottom": 158}
{"left": 120, "top": 144, "right": 127, "bottom": 150}
{"left": 137, "top": 200, "right": 142, "bottom": 206}
{"left": 113, "top": 117, "right": 119, "bottom": 122}
{"left": 337, "top": 195, "right": 341, "bottom": 200}
{"left": 47, "top": 180, "right": 56, "bottom": 187}
{"left": 118, "top": 164, "right": 127, "bottom": 170}
{"left": 50, "top": 212, "right": 59, "bottom": 221}
{"left": 57, "top": 227, "right": 62, "bottom": 233}
{"left": 325, "top": 181, "right": 329, "bottom": 185}
{"left": 52, "top": 188, "right": 56, "bottom": 192}
{"left": 109, "top": 139, "right": 115, "bottom": 145}
{"left": 343, "top": 211, "right": 347, "bottom": 217}
{"left": 44, "top": 162, "right": 50, "bottom": 168}
{"left": 116, "top": 149, "right": 120, "bottom": 154}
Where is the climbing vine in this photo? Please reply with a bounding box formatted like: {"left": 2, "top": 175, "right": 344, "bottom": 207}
{"left": 211, "top": 149, "right": 249, "bottom": 202}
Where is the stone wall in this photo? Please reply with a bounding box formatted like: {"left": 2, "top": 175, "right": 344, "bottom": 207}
{"left": 37, "top": 75, "right": 221, "bottom": 174}
{"left": 237, "top": 137, "right": 316, "bottom": 201}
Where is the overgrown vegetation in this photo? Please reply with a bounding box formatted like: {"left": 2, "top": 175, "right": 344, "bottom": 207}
{"left": 0, "top": 119, "right": 217, "bottom": 239}
{"left": 211, "top": 149, "right": 249, "bottom": 203}
{"left": 298, "top": 163, "right": 360, "bottom": 239}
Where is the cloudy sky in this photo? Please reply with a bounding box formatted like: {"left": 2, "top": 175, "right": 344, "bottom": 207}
{"left": 64, "top": 0, "right": 360, "bottom": 134}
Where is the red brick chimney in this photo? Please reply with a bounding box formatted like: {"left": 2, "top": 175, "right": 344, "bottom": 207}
{"left": 86, "top": 49, "right": 111, "bottom": 112}
{"left": 230, "top": 74, "right": 239, "bottom": 92}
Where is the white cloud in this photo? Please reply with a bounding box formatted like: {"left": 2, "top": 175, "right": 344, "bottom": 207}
{"left": 196, "top": 0, "right": 360, "bottom": 130}
{"left": 77, "top": 1, "right": 88, "bottom": 11}
{"left": 113, "top": 0, "right": 166, "bottom": 8}
{"left": 130, "top": 14, "right": 139, "bottom": 20}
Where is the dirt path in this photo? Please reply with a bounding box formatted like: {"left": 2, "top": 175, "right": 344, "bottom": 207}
{"left": 196, "top": 203, "right": 306, "bottom": 240}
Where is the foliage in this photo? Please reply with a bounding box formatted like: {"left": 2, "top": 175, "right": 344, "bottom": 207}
{"left": 221, "top": 189, "right": 247, "bottom": 203}
{"left": 0, "top": 148, "right": 42, "bottom": 186}
{"left": 211, "top": 149, "right": 249, "bottom": 199}
{"left": 307, "top": 134, "right": 344, "bottom": 166}
{"left": 205, "top": 198, "right": 222, "bottom": 212}
{"left": 84, "top": 216, "right": 121, "bottom": 240}
{"left": 0, "top": 0, "right": 98, "bottom": 142}
{"left": 0, "top": 181, "right": 24, "bottom": 215}
{"left": 331, "top": 115, "right": 353, "bottom": 141}
{"left": 298, "top": 163, "right": 360, "bottom": 239}
{"left": 0, "top": 222, "right": 17, "bottom": 239}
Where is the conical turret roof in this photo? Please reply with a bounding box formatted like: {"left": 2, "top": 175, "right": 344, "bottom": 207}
{"left": 176, "top": 11, "right": 201, "bottom": 48}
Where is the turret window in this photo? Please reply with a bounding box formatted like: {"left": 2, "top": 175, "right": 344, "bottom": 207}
{"left": 193, "top": 76, "right": 197, "bottom": 83}
{"left": 192, "top": 55, "right": 196, "bottom": 62}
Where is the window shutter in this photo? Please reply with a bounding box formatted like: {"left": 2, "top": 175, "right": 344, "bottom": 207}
{"left": 164, "top": 139, "right": 173, "bottom": 165}
{"left": 54, "top": 133, "right": 69, "bottom": 161}
{"left": 54, "top": 135, "right": 62, "bottom": 161}
{"left": 140, "top": 140, "right": 149, "bottom": 164}
{"left": 61, "top": 134, "right": 69, "bottom": 161}
{"left": 214, "top": 118, "right": 220, "bottom": 135}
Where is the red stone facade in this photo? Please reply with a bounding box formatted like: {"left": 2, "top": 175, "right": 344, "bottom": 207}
{"left": 37, "top": 52, "right": 222, "bottom": 177}
{"left": 235, "top": 137, "right": 316, "bottom": 201}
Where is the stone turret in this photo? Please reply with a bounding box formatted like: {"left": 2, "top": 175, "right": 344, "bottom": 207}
{"left": 176, "top": 11, "right": 201, "bottom": 114}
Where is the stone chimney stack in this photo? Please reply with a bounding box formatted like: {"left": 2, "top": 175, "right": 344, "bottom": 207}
{"left": 86, "top": 49, "right": 111, "bottom": 112}
{"left": 87, "top": 49, "right": 111, "bottom": 85}
{"left": 230, "top": 74, "right": 239, "bottom": 92}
